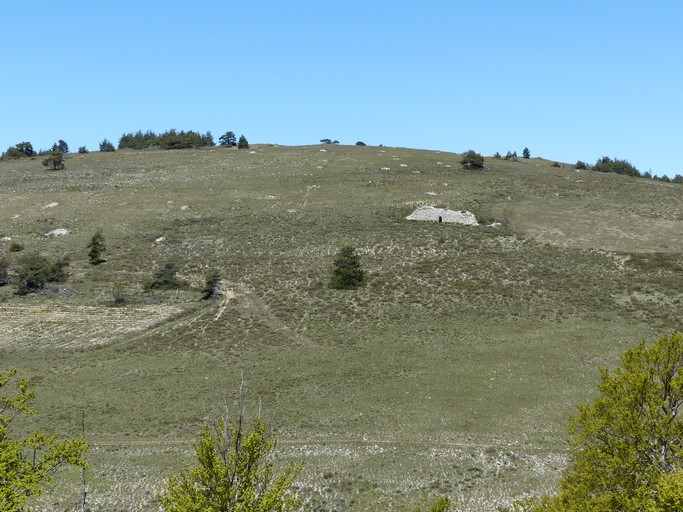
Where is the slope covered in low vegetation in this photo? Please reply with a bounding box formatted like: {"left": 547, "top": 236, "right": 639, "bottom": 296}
{"left": 0, "top": 144, "right": 681, "bottom": 510}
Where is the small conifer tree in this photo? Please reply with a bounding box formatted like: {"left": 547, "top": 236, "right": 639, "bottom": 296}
{"left": 237, "top": 135, "right": 249, "bottom": 149}
{"left": 330, "top": 245, "right": 365, "bottom": 289}
{"left": 87, "top": 229, "right": 106, "bottom": 265}
{"left": 99, "top": 139, "right": 115, "bottom": 152}
{"left": 201, "top": 270, "right": 222, "bottom": 299}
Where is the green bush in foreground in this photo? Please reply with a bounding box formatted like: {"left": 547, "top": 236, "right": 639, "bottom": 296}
{"left": 0, "top": 369, "right": 89, "bottom": 511}
{"left": 160, "top": 408, "right": 303, "bottom": 512}
{"left": 517, "top": 332, "right": 683, "bottom": 511}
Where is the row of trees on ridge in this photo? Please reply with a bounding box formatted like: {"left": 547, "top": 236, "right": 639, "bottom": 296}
{"left": 1, "top": 129, "right": 250, "bottom": 159}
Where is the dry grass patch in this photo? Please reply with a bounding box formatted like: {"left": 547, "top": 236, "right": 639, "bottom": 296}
{"left": 0, "top": 303, "right": 186, "bottom": 349}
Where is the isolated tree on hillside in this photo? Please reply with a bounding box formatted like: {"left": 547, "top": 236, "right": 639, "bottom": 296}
{"left": 42, "top": 151, "right": 65, "bottom": 170}
{"left": 522, "top": 147, "right": 531, "bottom": 159}
{"left": 237, "top": 134, "right": 249, "bottom": 149}
{"left": 201, "top": 270, "right": 222, "bottom": 299}
{"left": 518, "top": 332, "right": 683, "bottom": 511}
{"left": 99, "top": 139, "right": 115, "bottom": 152}
{"left": 330, "top": 245, "right": 365, "bottom": 289}
{"left": 461, "top": 150, "right": 485, "bottom": 169}
{"left": 218, "top": 131, "right": 237, "bottom": 147}
{"left": 146, "top": 261, "right": 187, "bottom": 290}
{"left": 0, "top": 368, "right": 89, "bottom": 510}
{"left": 87, "top": 228, "right": 106, "bottom": 265}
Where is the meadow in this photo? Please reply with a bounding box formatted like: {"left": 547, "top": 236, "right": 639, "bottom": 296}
{"left": 1, "top": 144, "right": 682, "bottom": 511}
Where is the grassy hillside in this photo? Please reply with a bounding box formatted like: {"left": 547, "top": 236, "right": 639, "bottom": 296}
{"left": 1, "top": 145, "right": 682, "bottom": 511}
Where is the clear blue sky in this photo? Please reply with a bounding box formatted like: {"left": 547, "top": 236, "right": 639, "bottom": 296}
{"left": 3, "top": 1, "right": 682, "bottom": 176}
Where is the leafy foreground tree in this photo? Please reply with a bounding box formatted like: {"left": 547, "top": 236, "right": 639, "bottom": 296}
{"left": 330, "top": 245, "right": 365, "bottom": 290}
{"left": 517, "top": 332, "right": 683, "bottom": 511}
{"left": 160, "top": 405, "right": 303, "bottom": 512}
{"left": 0, "top": 368, "right": 89, "bottom": 511}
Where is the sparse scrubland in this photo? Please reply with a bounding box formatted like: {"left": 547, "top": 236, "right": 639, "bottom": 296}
{"left": 0, "top": 144, "right": 682, "bottom": 510}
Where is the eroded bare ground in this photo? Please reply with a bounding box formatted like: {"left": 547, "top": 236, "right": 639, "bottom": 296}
{"left": 0, "top": 303, "right": 186, "bottom": 350}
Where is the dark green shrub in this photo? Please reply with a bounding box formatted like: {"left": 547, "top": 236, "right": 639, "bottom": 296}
{"left": 118, "top": 129, "right": 214, "bottom": 150}
{"left": 219, "top": 131, "right": 237, "bottom": 147}
{"left": 78, "top": 146, "right": 88, "bottom": 154}
{"left": 0, "top": 256, "right": 9, "bottom": 286}
{"left": 2, "top": 142, "right": 35, "bottom": 160}
{"left": 355, "top": 141, "right": 367, "bottom": 146}
{"left": 575, "top": 160, "right": 588, "bottom": 170}
{"left": 201, "top": 270, "right": 222, "bottom": 299}
{"left": 9, "top": 241, "right": 24, "bottom": 252}
{"left": 461, "top": 150, "right": 485, "bottom": 169}
{"left": 593, "top": 156, "right": 640, "bottom": 177}
{"left": 237, "top": 135, "right": 249, "bottom": 149}
{"left": 112, "top": 283, "right": 125, "bottom": 305}
{"left": 99, "top": 139, "right": 115, "bottom": 152}
{"left": 146, "top": 261, "right": 187, "bottom": 290}
{"left": 51, "top": 140, "right": 69, "bottom": 153}
{"left": 87, "top": 228, "right": 106, "bottom": 265}
{"left": 330, "top": 246, "right": 365, "bottom": 289}
{"left": 14, "top": 252, "right": 70, "bottom": 295}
